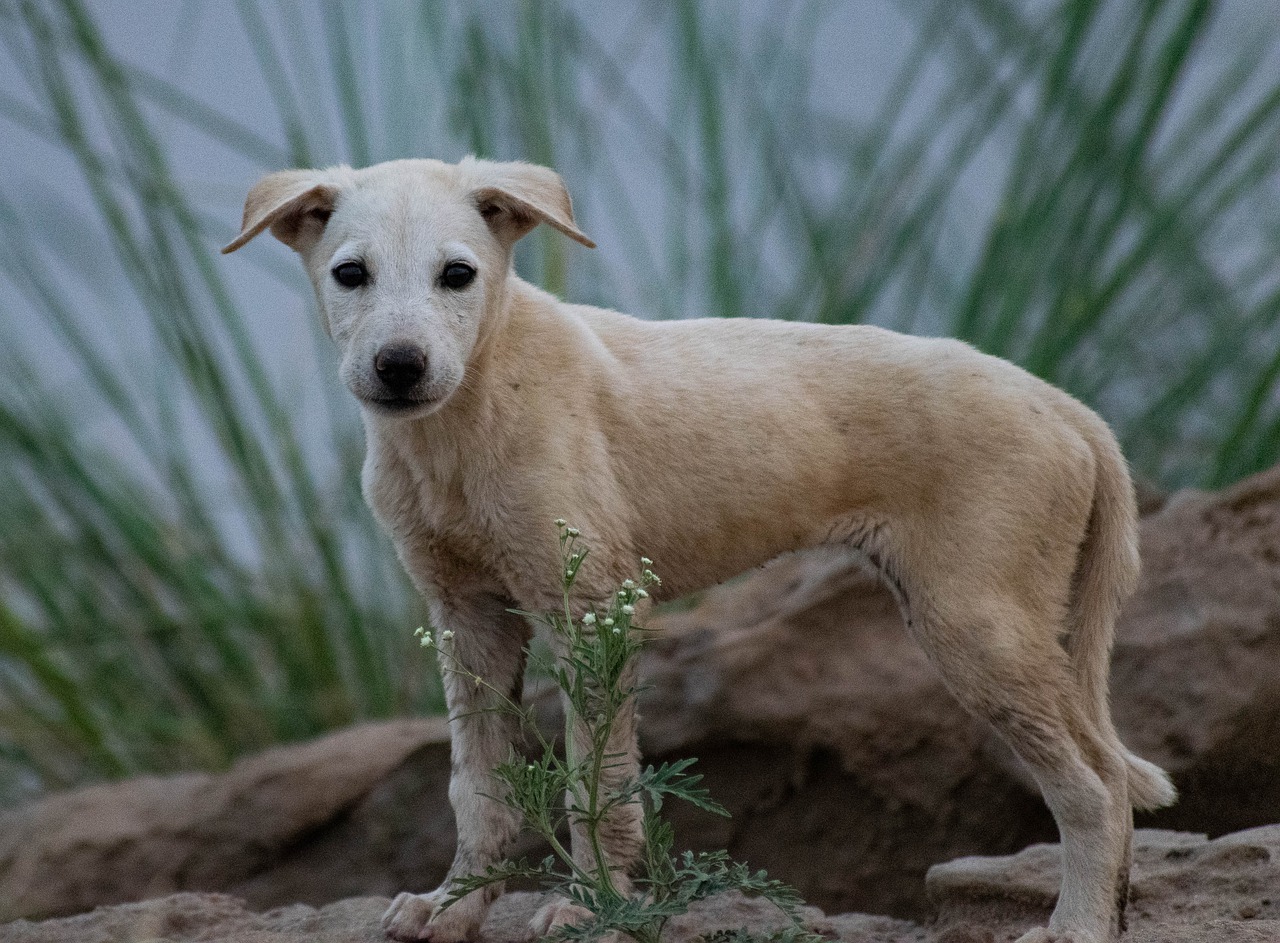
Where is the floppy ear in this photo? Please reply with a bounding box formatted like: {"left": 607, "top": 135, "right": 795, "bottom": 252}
{"left": 466, "top": 159, "right": 596, "bottom": 250}
{"left": 222, "top": 170, "right": 339, "bottom": 254}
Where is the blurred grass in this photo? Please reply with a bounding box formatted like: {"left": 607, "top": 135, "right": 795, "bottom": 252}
{"left": 0, "top": 0, "right": 1278, "bottom": 802}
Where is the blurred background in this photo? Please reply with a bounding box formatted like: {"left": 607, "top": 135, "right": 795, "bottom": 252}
{"left": 1, "top": 0, "right": 1279, "bottom": 806}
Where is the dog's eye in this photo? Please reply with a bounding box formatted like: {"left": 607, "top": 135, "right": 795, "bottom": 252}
{"left": 332, "top": 261, "right": 368, "bottom": 289}
{"left": 441, "top": 262, "right": 476, "bottom": 290}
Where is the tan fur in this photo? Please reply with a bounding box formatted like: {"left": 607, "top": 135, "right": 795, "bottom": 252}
{"left": 225, "top": 157, "right": 1174, "bottom": 943}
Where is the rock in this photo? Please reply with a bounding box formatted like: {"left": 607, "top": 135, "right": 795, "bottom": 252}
{"left": 642, "top": 463, "right": 1280, "bottom": 917}
{"left": 927, "top": 826, "right": 1280, "bottom": 942}
{"left": 5, "top": 827, "right": 1280, "bottom": 942}
{"left": 1108, "top": 467, "right": 1280, "bottom": 838}
{"left": 0, "top": 552, "right": 1042, "bottom": 924}
{"left": 0, "top": 893, "right": 391, "bottom": 943}
{"left": 0, "top": 719, "right": 454, "bottom": 922}
{"left": 638, "top": 549, "right": 1056, "bottom": 919}
{"left": 0, "top": 890, "right": 924, "bottom": 943}
{"left": 6, "top": 464, "right": 1280, "bottom": 924}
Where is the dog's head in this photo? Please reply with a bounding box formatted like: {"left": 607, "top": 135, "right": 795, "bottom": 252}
{"left": 223, "top": 157, "right": 594, "bottom": 419}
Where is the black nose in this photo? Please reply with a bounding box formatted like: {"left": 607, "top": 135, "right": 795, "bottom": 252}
{"left": 375, "top": 343, "right": 427, "bottom": 394}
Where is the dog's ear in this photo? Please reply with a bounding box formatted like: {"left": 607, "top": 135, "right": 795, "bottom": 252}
{"left": 466, "top": 159, "right": 596, "bottom": 250}
{"left": 222, "top": 170, "right": 339, "bottom": 255}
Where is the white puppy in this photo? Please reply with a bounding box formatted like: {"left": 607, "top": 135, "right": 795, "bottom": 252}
{"left": 225, "top": 157, "right": 1175, "bottom": 943}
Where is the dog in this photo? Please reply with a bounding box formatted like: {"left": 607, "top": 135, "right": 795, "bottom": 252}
{"left": 224, "top": 157, "right": 1176, "bottom": 943}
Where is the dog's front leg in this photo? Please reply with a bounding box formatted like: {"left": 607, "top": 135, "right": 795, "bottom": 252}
{"left": 383, "top": 592, "right": 530, "bottom": 943}
{"left": 530, "top": 635, "right": 644, "bottom": 937}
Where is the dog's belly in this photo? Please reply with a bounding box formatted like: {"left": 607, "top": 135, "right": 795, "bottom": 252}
{"left": 623, "top": 473, "right": 878, "bottom": 601}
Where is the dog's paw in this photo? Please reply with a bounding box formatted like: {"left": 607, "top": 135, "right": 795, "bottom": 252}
{"left": 528, "top": 896, "right": 623, "bottom": 942}
{"left": 529, "top": 896, "right": 592, "bottom": 936}
{"left": 382, "top": 887, "right": 486, "bottom": 942}
{"left": 1013, "top": 928, "right": 1098, "bottom": 943}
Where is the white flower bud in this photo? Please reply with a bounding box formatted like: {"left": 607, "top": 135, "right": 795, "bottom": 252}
{"left": 602, "top": 617, "right": 615, "bottom": 627}
{"left": 566, "top": 527, "right": 580, "bottom": 537}
{"left": 622, "top": 579, "right": 636, "bottom": 589}
{"left": 612, "top": 627, "right": 621, "bottom": 635}
{"left": 636, "top": 589, "right": 649, "bottom": 599}
{"left": 441, "top": 630, "right": 454, "bottom": 641}
{"left": 621, "top": 604, "right": 635, "bottom": 615}
{"left": 554, "top": 518, "right": 567, "bottom": 528}
{"left": 582, "top": 612, "right": 596, "bottom": 625}
{"left": 640, "top": 557, "right": 653, "bottom": 567}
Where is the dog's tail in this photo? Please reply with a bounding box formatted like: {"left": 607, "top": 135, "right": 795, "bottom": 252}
{"left": 1069, "top": 418, "right": 1177, "bottom": 812}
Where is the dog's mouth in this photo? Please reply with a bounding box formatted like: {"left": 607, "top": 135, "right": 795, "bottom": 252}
{"left": 361, "top": 394, "right": 436, "bottom": 416}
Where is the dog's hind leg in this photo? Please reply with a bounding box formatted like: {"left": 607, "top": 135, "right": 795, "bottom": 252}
{"left": 914, "top": 596, "right": 1131, "bottom": 943}
{"left": 383, "top": 592, "right": 531, "bottom": 943}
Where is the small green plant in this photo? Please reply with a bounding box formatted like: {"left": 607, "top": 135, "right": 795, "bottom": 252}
{"left": 415, "top": 522, "right": 819, "bottom": 943}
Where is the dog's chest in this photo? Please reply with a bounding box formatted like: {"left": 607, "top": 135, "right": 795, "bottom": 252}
{"left": 367, "top": 439, "right": 530, "bottom": 594}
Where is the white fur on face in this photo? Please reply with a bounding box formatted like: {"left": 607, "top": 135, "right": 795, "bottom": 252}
{"left": 302, "top": 162, "right": 508, "bottom": 419}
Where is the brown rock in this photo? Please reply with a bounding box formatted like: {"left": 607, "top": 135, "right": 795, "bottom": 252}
{"left": 6, "top": 464, "right": 1280, "bottom": 924}
{"left": 926, "top": 826, "right": 1280, "bottom": 942}
{"left": 0, "top": 890, "right": 924, "bottom": 943}
{"left": 1110, "top": 468, "right": 1280, "bottom": 837}
{"left": 0, "top": 719, "right": 452, "bottom": 921}
{"left": 5, "top": 827, "right": 1280, "bottom": 942}
{"left": 0, "top": 893, "right": 391, "bottom": 943}
{"left": 642, "top": 463, "right": 1280, "bottom": 916}
{"left": 638, "top": 550, "right": 1055, "bottom": 919}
